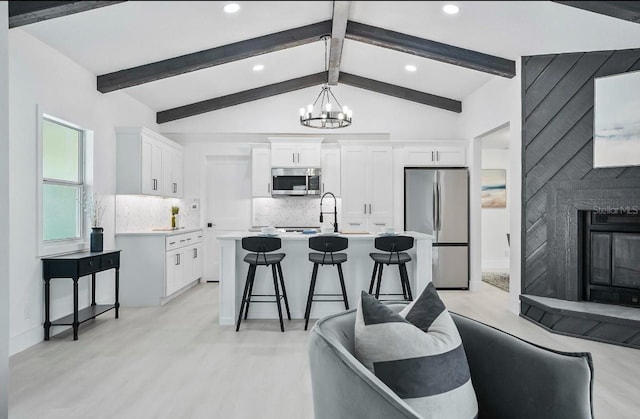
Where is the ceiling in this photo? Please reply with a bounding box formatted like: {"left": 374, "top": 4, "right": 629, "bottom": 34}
{"left": 13, "top": 1, "right": 640, "bottom": 123}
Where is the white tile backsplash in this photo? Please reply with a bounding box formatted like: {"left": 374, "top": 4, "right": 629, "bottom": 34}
{"left": 115, "top": 195, "right": 201, "bottom": 232}
{"left": 253, "top": 197, "right": 341, "bottom": 228}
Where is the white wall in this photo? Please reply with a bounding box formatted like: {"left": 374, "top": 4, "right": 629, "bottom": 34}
{"left": 8, "top": 29, "right": 158, "bottom": 354}
{"left": 460, "top": 61, "right": 522, "bottom": 313}
{"left": 481, "top": 148, "right": 510, "bottom": 272}
{"left": 1, "top": 3, "right": 9, "bottom": 417}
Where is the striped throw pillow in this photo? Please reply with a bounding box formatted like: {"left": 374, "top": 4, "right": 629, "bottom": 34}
{"left": 354, "top": 284, "right": 478, "bottom": 419}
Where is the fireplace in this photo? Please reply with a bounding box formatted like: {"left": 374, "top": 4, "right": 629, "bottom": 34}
{"left": 581, "top": 210, "right": 640, "bottom": 307}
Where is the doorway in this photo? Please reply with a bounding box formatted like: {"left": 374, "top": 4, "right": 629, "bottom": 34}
{"left": 204, "top": 155, "right": 251, "bottom": 281}
{"left": 478, "top": 124, "right": 511, "bottom": 292}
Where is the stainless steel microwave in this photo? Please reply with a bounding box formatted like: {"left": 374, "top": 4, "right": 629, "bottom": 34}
{"left": 271, "top": 168, "right": 321, "bottom": 196}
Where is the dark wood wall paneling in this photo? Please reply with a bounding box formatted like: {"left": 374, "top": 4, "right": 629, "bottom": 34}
{"left": 522, "top": 48, "right": 640, "bottom": 298}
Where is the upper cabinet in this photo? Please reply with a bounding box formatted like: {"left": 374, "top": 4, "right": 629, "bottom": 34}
{"left": 340, "top": 144, "right": 393, "bottom": 232}
{"left": 116, "top": 127, "right": 184, "bottom": 198}
{"left": 251, "top": 146, "right": 271, "bottom": 197}
{"left": 321, "top": 146, "right": 340, "bottom": 196}
{"left": 269, "top": 138, "right": 322, "bottom": 167}
{"left": 403, "top": 145, "right": 467, "bottom": 167}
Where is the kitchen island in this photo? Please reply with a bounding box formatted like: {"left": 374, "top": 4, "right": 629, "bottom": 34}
{"left": 217, "top": 231, "right": 433, "bottom": 326}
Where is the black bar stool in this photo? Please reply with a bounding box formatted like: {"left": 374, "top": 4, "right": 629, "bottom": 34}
{"left": 236, "top": 236, "right": 291, "bottom": 332}
{"left": 368, "top": 235, "right": 414, "bottom": 301}
{"left": 304, "top": 236, "right": 349, "bottom": 330}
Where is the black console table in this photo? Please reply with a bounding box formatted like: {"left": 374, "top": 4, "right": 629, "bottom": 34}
{"left": 42, "top": 250, "right": 121, "bottom": 341}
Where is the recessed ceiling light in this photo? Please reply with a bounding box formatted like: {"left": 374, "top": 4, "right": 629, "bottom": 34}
{"left": 443, "top": 4, "right": 460, "bottom": 15}
{"left": 252, "top": 64, "right": 264, "bottom": 72}
{"left": 405, "top": 64, "right": 417, "bottom": 72}
{"left": 224, "top": 3, "right": 240, "bottom": 14}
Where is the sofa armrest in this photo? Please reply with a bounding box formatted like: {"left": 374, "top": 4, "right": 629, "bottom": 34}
{"left": 309, "top": 311, "right": 421, "bottom": 419}
{"left": 452, "top": 313, "right": 594, "bottom": 419}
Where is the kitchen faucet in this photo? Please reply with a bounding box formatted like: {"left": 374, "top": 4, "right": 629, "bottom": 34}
{"left": 319, "top": 192, "right": 338, "bottom": 233}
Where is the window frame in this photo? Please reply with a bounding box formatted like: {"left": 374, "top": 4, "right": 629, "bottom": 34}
{"left": 37, "top": 109, "right": 93, "bottom": 256}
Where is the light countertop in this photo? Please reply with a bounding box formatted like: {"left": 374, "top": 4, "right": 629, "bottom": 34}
{"left": 217, "top": 231, "right": 434, "bottom": 240}
{"left": 115, "top": 227, "right": 203, "bottom": 236}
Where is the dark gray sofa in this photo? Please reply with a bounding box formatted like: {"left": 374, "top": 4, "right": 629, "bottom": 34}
{"left": 308, "top": 304, "right": 594, "bottom": 419}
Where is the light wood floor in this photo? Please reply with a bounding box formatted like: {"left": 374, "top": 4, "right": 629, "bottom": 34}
{"left": 9, "top": 282, "right": 640, "bottom": 419}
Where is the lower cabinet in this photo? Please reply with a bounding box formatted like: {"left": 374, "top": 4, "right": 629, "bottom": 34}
{"left": 116, "top": 229, "right": 204, "bottom": 306}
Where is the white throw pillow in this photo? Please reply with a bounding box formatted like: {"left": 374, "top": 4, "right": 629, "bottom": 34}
{"left": 354, "top": 284, "right": 478, "bottom": 419}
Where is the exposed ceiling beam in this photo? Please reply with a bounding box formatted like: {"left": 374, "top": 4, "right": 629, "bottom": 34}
{"left": 552, "top": 1, "right": 640, "bottom": 23}
{"left": 345, "top": 20, "right": 516, "bottom": 78}
{"left": 339, "top": 73, "right": 462, "bottom": 113}
{"left": 157, "top": 70, "right": 461, "bottom": 123}
{"left": 156, "top": 72, "right": 328, "bottom": 124}
{"left": 98, "top": 20, "right": 332, "bottom": 93}
{"left": 327, "top": 1, "right": 350, "bottom": 85}
{"left": 8, "top": 1, "right": 126, "bottom": 29}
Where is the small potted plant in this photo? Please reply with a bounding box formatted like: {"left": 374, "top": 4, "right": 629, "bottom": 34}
{"left": 82, "top": 191, "right": 106, "bottom": 252}
{"left": 171, "top": 206, "right": 180, "bottom": 229}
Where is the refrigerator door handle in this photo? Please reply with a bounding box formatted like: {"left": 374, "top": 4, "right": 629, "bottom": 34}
{"left": 432, "top": 173, "right": 438, "bottom": 234}
{"left": 436, "top": 172, "right": 442, "bottom": 231}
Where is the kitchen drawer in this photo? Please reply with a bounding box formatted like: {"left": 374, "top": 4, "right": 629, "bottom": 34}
{"left": 101, "top": 253, "right": 120, "bottom": 269}
{"left": 78, "top": 256, "right": 101, "bottom": 276}
{"left": 166, "top": 233, "right": 187, "bottom": 251}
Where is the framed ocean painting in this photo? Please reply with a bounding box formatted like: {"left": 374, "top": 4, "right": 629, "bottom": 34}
{"left": 593, "top": 70, "right": 640, "bottom": 168}
{"left": 481, "top": 169, "right": 506, "bottom": 208}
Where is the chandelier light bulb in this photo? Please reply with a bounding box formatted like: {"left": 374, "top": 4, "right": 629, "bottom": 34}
{"left": 326, "top": 103, "right": 332, "bottom": 112}
{"left": 307, "top": 104, "right": 313, "bottom": 113}
{"left": 347, "top": 109, "right": 353, "bottom": 118}
{"left": 343, "top": 106, "right": 349, "bottom": 114}
{"left": 338, "top": 113, "right": 344, "bottom": 120}
{"left": 321, "top": 113, "right": 327, "bottom": 119}
{"left": 299, "top": 108, "right": 306, "bottom": 117}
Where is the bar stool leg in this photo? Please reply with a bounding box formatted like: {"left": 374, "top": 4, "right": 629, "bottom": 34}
{"left": 276, "top": 262, "right": 291, "bottom": 320}
{"left": 399, "top": 266, "right": 408, "bottom": 300}
{"left": 337, "top": 263, "right": 349, "bottom": 310}
{"left": 271, "top": 264, "right": 285, "bottom": 332}
{"left": 244, "top": 264, "right": 256, "bottom": 320}
{"left": 237, "top": 264, "right": 254, "bottom": 331}
{"left": 369, "top": 262, "right": 378, "bottom": 294}
{"left": 400, "top": 263, "right": 413, "bottom": 301}
{"left": 375, "top": 264, "right": 384, "bottom": 299}
{"left": 305, "top": 263, "right": 319, "bottom": 330}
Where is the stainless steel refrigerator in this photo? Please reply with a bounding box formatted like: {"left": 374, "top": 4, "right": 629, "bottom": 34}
{"left": 404, "top": 168, "right": 469, "bottom": 289}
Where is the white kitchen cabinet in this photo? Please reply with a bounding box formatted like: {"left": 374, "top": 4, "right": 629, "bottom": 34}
{"left": 116, "top": 127, "right": 185, "bottom": 197}
{"left": 252, "top": 146, "right": 271, "bottom": 197}
{"left": 340, "top": 145, "right": 393, "bottom": 232}
{"left": 269, "top": 139, "right": 322, "bottom": 167}
{"left": 116, "top": 229, "right": 204, "bottom": 306}
{"left": 321, "top": 146, "right": 341, "bottom": 196}
{"left": 162, "top": 147, "right": 184, "bottom": 198}
{"left": 403, "top": 145, "right": 466, "bottom": 167}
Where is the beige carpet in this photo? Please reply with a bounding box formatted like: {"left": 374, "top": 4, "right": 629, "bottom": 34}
{"left": 481, "top": 272, "right": 510, "bottom": 292}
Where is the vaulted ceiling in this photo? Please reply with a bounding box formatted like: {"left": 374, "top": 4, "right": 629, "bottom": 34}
{"left": 9, "top": 1, "right": 640, "bottom": 125}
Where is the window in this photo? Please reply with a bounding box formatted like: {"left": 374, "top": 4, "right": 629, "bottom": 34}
{"left": 38, "top": 112, "right": 93, "bottom": 256}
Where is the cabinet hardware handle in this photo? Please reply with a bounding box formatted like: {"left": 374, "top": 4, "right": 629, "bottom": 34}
{"left": 436, "top": 151, "right": 440, "bottom": 161}
{"left": 363, "top": 204, "right": 366, "bottom": 214}
{"left": 169, "top": 241, "right": 176, "bottom": 245}
{"left": 173, "top": 182, "right": 177, "bottom": 193}
{"left": 374, "top": 223, "right": 385, "bottom": 226}
{"left": 431, "top": 151, "right": 434, "bottom": 162}
{"left": 194, "top": 248, "right": 197, "bottom": 258}
{"left": 187, "top": 238, "right": 192, "bottom": 241}
{"left": 292, "top": 153, "right": 295, "bottom": 163}
{"left": 322, "top": 182, "right": 324, "bottom": 193}
{"left": 176, "top": 254, "right": 180, "bottom": 265}
{"left": 349, "top": 223, "right": 360, "bottom": 226}
{"left": 89, "top": 261, "right": 94, "bottom": 266}
{"left": 153, "top": 178, "right": 157, "bottom": 190}
{"left": 369, "top": 204, "right": 372, "bottom": 214}
{"left": 197, "top": 235, "right": 202, "bottom": 238}
{"left": 297, "top": 152, "right": 300, "bottom": 163}
{"left": 268, "top": 182, "right": 271, "bottom": 193}
{"left": 180, "top": 239, "right": 186, "bottom": 242}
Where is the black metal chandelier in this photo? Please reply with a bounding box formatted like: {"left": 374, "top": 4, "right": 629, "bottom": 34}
{"left": 299, "top": 36, "right": 352, "bottom": 129}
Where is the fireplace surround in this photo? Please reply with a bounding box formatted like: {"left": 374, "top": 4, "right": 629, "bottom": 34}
{"left": 520, "top": 178, "right": 640, "bottom": 348}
